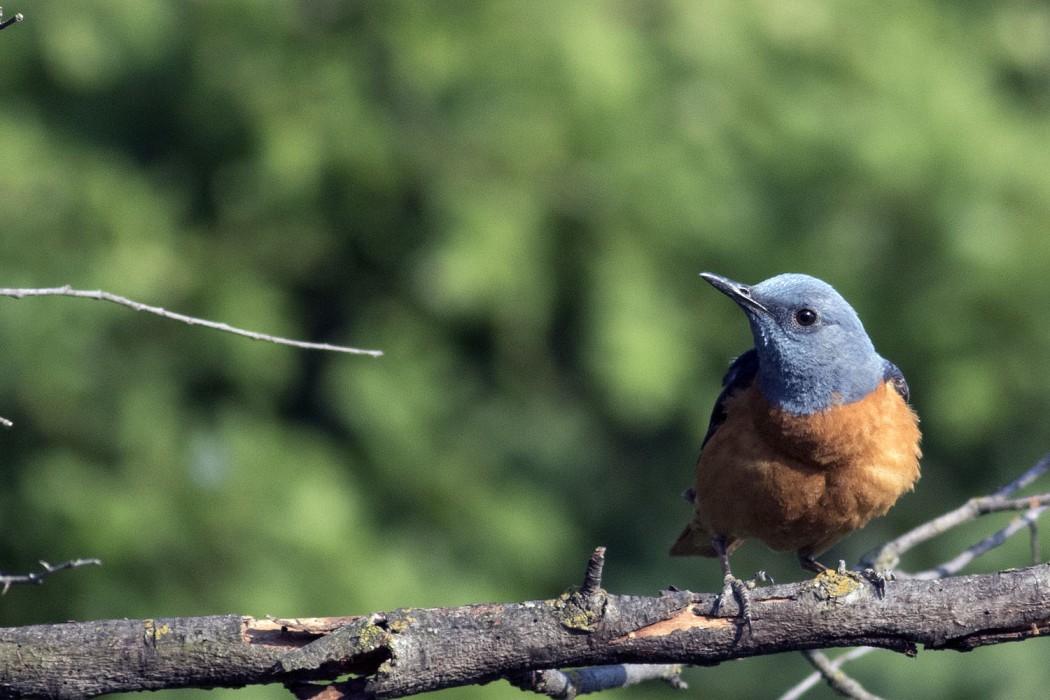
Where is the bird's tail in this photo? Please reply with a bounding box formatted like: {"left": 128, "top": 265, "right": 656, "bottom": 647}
{"left": 669, "top": 524, "right": 743, "bottom": 558}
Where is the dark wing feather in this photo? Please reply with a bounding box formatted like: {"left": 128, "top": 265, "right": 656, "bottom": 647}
{"left": 680, "top": 349, "right": 760, "bottom": 505}
{"left": 883, "top": 360, "right": 910, "bottom": 402}
{"left": 700, "top": 348, "right": 760, "bottom": 449}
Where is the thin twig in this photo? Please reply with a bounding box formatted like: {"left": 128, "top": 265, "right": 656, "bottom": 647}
{"left": 1029, "top": 518, "right": 1040, "bottom": 565}
{"left": 579, "top": 547, "right": 606, "bottom": 598}
{"left": 0, "top": 5, "right": 23, "bottom": 32}
{"left": 911, "top": 505, "right": 1048, "bottom": 580}
{"left": 791, "top": 455, "right": 1050, "bottom": 700}
{"left": 0, "top": 558, "right": 102, "bottom": 594}
{"left": 861, "top": 451, "right": 1050, "bottom": 570}
{"left": 796, "top": 650, "right": 883, "bottom": 700}
{"left": 972, "top": 492, "right": 1050, "bottom": 514}
{"left": 778, "top": 648, "right": 876, "bottom": 700}
{"left": 792, "top": 516, "right": 1050, "bottom": 699}
{"left": 508, "top": 664, "right": 686, "bottom": 698}
{"left": 995, "top": 453, "right": 1050, "bottom": 493}
{"left": 0, "top": 286, "right": 383, "bottom": 356}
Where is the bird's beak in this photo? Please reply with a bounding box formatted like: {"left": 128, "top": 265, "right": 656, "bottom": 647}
{"left": 699, "top": 272, "right": 769, "bottom": 314}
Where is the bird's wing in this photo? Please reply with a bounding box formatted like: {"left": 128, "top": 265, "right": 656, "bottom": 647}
{"left": 678, "top": 348, "right": 759, "bottom": 508}
{"left": 883, "top": 360, "right": 910, "bottom": 402}
{"left": 700, "top": 347, "right": 760, "bottom": 449}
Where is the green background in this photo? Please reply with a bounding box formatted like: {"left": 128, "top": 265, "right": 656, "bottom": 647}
{"left": 1, "top": 2, "right": 1048, "bottom": 698}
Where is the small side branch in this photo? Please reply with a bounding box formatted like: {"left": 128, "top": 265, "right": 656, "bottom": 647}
{"left": 798, "top": 650, "right": 883, "bottom": 700}
{"left": 0, "top": 6, "right": 23, "bottom": 32}
{"left": 0, "top": 286, "right": 383, "bottom": 357}
{"left": 778, "top": 648, "right": 876, "bottom": 700}
{"left": 0, "top": 558, "right": 102, "bottom": 594}
{"left": 508, "top": 664, "right": 686, "bottom": 697}
{"left": 912, "top": 505, "right": 1047, "bottom": 580}
{"left": 862, "top": 451, "right": 1050, "bottom": 570}
{"left": 579, "top": 546, "right": 606, "bottom": 598}
{"left": 805, "top": 454, "right": 1050, "bottom": 699}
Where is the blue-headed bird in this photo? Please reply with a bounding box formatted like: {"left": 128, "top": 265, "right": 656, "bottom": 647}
{"left": 671, "top": 273, "right": 921, "bottom": 618}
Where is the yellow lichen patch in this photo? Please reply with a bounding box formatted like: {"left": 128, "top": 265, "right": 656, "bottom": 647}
{"left": 389, "top": 616, "right": 414, "bottom": 634}
{"left": 809, "top": 569, "right": 862, "bottom": 600}
{"left": 551, "top": 587, "right": 605, "bottom": 632}
{"left": 142, "top": 619, "right": 170, "bottom": 645}
{"left": 354, "top": 620, "right": 390, "bottom": 651}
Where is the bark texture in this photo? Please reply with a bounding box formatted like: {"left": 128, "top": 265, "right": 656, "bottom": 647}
{"left": 1, "top": 565, "right": 1048, "bottom": 699}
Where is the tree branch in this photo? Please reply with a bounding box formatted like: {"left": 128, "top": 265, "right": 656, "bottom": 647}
{"left": 0, "top": 5, "right": 23, "bottom": 32}
{"left": 0, "top": 558, "right": 101, "bottom": 594}
{"left": 786, "top": 452, "right": 1050, "bottom": 697}
{"left": 506, "top": 664, "right": 687, "bottom": 698}
{"left": 0, "top": 561, "right": 1048, "bottom": 698}
{"left": 797, "top": 649, "right": 882, "bottom": 700}
{"left": 0, "top": 286, "right": 383, "bottom": 357}
{"left": 862, "top": 452, "right": 1050, "bottom": 570}
{"left": 778, "top": 647, "right": 876, "bottom": 700}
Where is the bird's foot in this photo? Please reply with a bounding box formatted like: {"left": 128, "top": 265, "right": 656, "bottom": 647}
{"left": 857, "top": 567, "right": 894, "bottom": 598}
{"left": 747, "top": 570, "right": 774, "bottom": 588}
{"left": 832, "top": 560, "right": 894, "bottom": 598}
{"left": 713, "top": 571, "right": 771, "bottom": 630}
{"left": 714, "top": 573, "right": 751, "bottom": 625}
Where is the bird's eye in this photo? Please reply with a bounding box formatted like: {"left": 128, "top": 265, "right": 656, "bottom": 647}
{"left": 795, "top": 308, "right": 818, "bottom": 327}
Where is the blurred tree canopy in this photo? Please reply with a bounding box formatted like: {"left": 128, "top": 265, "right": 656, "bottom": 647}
{"left": 1, "top": 2, "right": 1050, "bottom": 698}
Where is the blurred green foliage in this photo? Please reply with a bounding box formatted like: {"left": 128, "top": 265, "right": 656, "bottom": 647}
{"left": 0, "top": 1, "right": 1049, "bottom": 698}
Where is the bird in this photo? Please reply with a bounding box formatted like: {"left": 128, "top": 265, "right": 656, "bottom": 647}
{"left": 670, "top": 272, "right": 921, "bottom": 619}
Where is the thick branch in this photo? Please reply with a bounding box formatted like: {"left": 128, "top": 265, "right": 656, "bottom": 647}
{"left": 1, "top": 565, "right": 1048, "bottom": 699}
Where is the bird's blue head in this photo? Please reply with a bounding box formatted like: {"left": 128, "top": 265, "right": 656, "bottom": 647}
{"left": 701, "top": 272, "right": 886, "bottom": 415}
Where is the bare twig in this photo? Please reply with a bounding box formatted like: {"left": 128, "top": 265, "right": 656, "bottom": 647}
{"left": 861, "top": 451, "right": 1050, "bottom": 570}
{"left": 778, "top": 648, "right": 876, "bottom": 700}
{"left": 0, "top": 558, "right": 101, "bottom": 594}
{"left": 501, "top": 547, "right": 636, "bottom": 698}
{"left": 0, "top": 5, "right": 23, "bottom": 32}
{"left": 1029, "top": 518, "right": 1040, "bottom": 565}
{"left": 796, "top": 650, "right": 883, "bottom": 700}
{"left": 0, "top": 286, "right": 383, "bottom": 356}
{"left": 911, "top": 505, "right": 1047, "bottom": 580}
{"left": 579, "top": 546, "right": 606, "bottom": 598}
{"left": 508, "top": 664, "right": 686, "bottom": 698}
{"left": 901, "top": 493, "right": 1050, "bottom": 579}
{"left": 790, "top": 454, "right": 1050, "bottom": 700}
{"left": 971, "top": 492, "right": 1050, "bottom": 514}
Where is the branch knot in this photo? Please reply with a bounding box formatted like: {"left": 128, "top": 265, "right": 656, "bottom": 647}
{"left": 553, "top": 548, "right": 609, "bottom": 632}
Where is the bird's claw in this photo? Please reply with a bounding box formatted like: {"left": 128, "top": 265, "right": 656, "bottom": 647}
{"left": 713, "top": 574, "right": 751, "bottom": 626}
{"left": 713, "top": 570, "right": 772, "bottom": 631}
{"left": 858, "top": 567, "right": 894, "bottom": 598}
{"left": 832, "top": 560, "right": 894, "bottom": 598}
{"left": 745, "top": 570, "right": 774, "bottom": 588}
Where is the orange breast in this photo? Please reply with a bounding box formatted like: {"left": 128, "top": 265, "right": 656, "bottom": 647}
{"left": 689, "top": 379, "right": 921, "bottom": 556}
